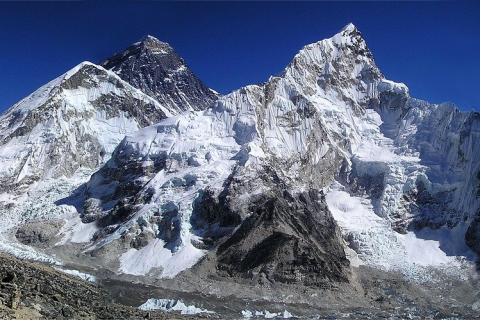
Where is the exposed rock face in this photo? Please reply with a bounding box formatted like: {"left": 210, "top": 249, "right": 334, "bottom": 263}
{"left": 217, "top": 188, "right": 349, "bottom": 286}
{"left": 102, "top": 35, "right": 218, "bottom": 113}
{"left": 190, "top": 187, "right": 241, "bottom": 248}
{"left": 466, "top": 215, "right": 480, "bottom": 255}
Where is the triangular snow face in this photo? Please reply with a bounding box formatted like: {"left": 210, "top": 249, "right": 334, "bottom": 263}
{"left": 102, "top": 35, "right": 218, "bottom": 113}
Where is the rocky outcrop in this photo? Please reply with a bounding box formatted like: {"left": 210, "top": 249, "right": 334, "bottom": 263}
{"left": 216, "top": 188, "right": 349, "bottom": 286}
{"left": 190, "top": 187, "right": 241, "bottom": 248}
{"left": 466, "top": 214, "right": 480, "bottom": 255}
{"left": 15, "top": 221, "right": 63, "bottom": 248}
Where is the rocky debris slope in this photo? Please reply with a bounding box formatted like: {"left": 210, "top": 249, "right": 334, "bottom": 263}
{"left": 216, "top": 188, "right": 349, "bottom": 286}
{"left": 102, "top": 35, "right": 218, "bottom": 113}
{"left": 0, "top": 253, "right": 189, "bottom": 320}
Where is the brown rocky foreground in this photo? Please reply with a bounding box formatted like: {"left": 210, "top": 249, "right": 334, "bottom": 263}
{"left": 0, "top": 253, "right": 196, "bottom": 320}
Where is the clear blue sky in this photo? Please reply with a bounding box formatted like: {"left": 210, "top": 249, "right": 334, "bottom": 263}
{"left": 0, "top": 1, "right": 479, "bottom": 112}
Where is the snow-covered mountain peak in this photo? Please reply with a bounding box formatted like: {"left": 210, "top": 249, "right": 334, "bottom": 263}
{"left": 63, "top": 61, "right": 97, "bottom": 77}
{"left": 0, "top": 60, "right": 175, "bottom": 193}
{"left": 304, "top": 23, "right": 370, "bottom": 56}
{"left": 279, "top": 24, "right": 385, "bottom": 119}
{"left": 1, "top": 25, "right": 478, "bottom": 294}
{"left": 0, "top": 61, "right": 171, "bottom": 120}
{"left": 59, "top": 61, "right": 125, "bottom": 90}
{"left": 71, "top": 26, "right": 406, "bottom": 279}
{"left": 70, "top": 25, "right": 480, "bottom": 283}
{"left": 335, "top": 22, "right": 364, "bottom": 42}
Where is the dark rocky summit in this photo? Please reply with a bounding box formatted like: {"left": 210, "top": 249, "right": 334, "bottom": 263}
{"left": 102, "top": 35, "right": 218, "bottom": 113}
{"left": 216, "top": 188, "right": 349, "bottom": 286}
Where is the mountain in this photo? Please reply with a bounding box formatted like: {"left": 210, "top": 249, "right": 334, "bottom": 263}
{"left": 0, "top": 24, "right": 479, "bottom": 318}
{"left": 0, "top": 61, "right": 172, "bottom": 262}
{"left": 0, "top": 62, "right": 171, "bottom": 192}
{"left": 0, "top": 38, "right": 218, "bottom": 262}
{"left": 102, "top": 35, "right": 218, "bottom": 113}
{"left": 64, "top": 23, "right": 478, "bottom": 284}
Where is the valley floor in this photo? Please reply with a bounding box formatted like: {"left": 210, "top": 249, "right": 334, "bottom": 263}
{"left": 105, "top": 258, "right": 480, "bottom": 319}
{"left": 2, "top": 249, "right": 479, "bottom": 319}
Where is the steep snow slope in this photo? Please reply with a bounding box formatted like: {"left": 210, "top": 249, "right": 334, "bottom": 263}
{"left": 0, "top": 62, "right": 172, "bottom": 192}
{"left": 336, "top": 88, "right": 480, "bottom": 267}
{"left": 102, "top": 35, "right": 218, "bottom": 113}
